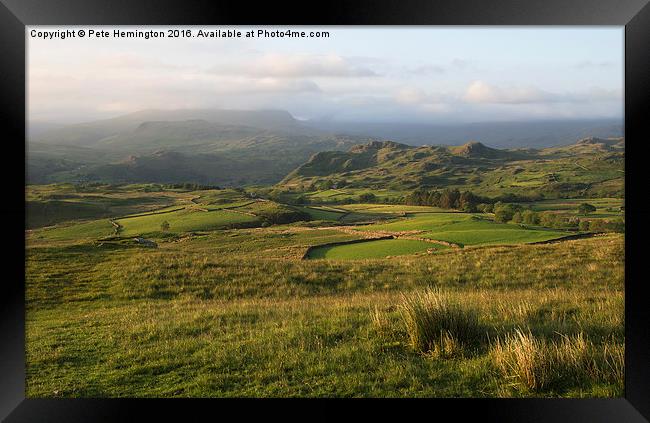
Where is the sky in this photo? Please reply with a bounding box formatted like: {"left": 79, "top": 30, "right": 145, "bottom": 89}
{"left": 28, "top": 26, "right": 624, "bottom": 124}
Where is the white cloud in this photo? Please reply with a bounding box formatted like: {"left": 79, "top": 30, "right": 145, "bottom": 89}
{"left": 395, "top": 88, "right": 428, "bottom": 104}
{"left": 463, "top": 81, "right": 555, "bottom": 104}
{"left": 463, "top": 81, "right": 621, "bottom": 104}
{"left": 212, "top": 53, "right": 377, "bottom": 78}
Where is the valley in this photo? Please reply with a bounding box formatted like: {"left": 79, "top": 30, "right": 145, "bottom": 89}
{"left": 26, "top": 171, "right": 624, "bottom": 397}
{"left": 25, "top": 110, "right": 625, "bottom": 398}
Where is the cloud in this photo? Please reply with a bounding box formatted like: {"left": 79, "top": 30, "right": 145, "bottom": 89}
{"left": 463, "top": 81, "right": 620, "bottom": 104}
{"left": 408, "top": 65, "right": 445, "bottom": 76}
{"left": 463, "top": 81, "right": 555, "bottom": 103}
{"left": 406, "top": 59, "right": 474, "bottom": 76}
{"left": 212, "top": 54, "right": 378, "bottom": 78}
{"left": 93, "top": 53, "right": 183, "bottom": 70}
{"left": 395, "top": 87, "right": 428, "bottom": 104}
{"left": 393, "top": 88, "right": 453, "bottom": 116}
{"left": 198, "top": 77, "right": 321, "bottom": 95}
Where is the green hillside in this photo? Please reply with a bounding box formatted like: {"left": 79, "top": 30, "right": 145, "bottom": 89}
{"left": 28, "top": 109, "right": 384, "bottom": 186}
{"left": 278, "top": 138, "right": 624, "bottom": 199}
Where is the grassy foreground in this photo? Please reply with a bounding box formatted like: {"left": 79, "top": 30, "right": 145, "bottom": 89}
{"left": 26, "top": 233, "right": 624, "bottom": 397}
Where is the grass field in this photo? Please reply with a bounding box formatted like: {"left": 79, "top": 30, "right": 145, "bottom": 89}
{"left": 355, "top": 213, "right": 568, "bottom": 247}
{"left": 25, "top": 184, "right": 625, "bottom": 398}
{"left": 302, "top": 188, "right": 405, "bottom": 203}
{"left": 26, "top": 232, "right": 624, "bottom": 397}
{"left": 115, "top": 209, "right": 259, "bottom": 236}
{"left": 524, "top": 198, "right": 624, "bottom": 220}
{"left": 525, "top": 198, "right": 623, "bottom": 212}
{"left": 307, "top": 238, "right": 446, "bottom": 259}
{"left": 29, "top": 219, "right": 116, "bottom": 242}
{"left": 338, "top": 204, "right": 446, "bottom": 214}
{"left": 26, "top": 183, "right": 197, "bottom": 228}
{"left": 294, "top": 206, "right": 346, "bottom": 221}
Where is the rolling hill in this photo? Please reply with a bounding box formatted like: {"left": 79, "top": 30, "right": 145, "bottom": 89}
{"left": 278, "top": 138, "right": 625, "bottom": 199}
{"left": 28, "top": 109, "right": 625, "bottom": 193}
{"left": 27, "top": 109, "right": 375, "bottom": 185}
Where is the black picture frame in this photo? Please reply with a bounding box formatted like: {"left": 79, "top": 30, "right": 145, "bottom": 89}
{"left": 2, "top": 0, "right": 649, "bottom": 421}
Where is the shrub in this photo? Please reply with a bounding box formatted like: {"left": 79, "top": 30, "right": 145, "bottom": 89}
{"left": 258, "top": 208, "right": 311, "bottom": 225}
{"left": 399, "top": 289, "right": 483, "bottom": 357}
{"left": 359, "top": 192, "right": 377, "bottom": 203}
{"left": 477, "top": 203, "right": 494, "bottom": 213}
{"left": 578, "top": 203, "right": 597, "bottom": 215}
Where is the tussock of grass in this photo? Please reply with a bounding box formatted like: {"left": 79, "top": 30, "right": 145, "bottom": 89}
{"left": 399, "top": 289, "right": 483, "bottom": 357}
{"left": 491, "top": 329, "right": 624, "bottom": 393}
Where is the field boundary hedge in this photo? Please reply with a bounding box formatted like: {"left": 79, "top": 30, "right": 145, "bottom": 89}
{"left": 527, "top": 232, "right": 601, "bottom": 244}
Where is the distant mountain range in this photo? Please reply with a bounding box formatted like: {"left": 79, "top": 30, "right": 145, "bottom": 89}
{"left": 28, "top": 109, "right": 374, "bottom": 185}
{"left": 27, "top": 109, "right": 624, "bottom": 188}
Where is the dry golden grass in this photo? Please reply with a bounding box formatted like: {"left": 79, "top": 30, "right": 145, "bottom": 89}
{"left": 491, "top": 328, "right": 623, "bottom": 394}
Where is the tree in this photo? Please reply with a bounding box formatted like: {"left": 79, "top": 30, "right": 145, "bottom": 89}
{"left": 578, "top": 203, "right": 597, "bottom": 215}
{"left": 539, "top": 212, "right": 557, "bottom": 228}
{"left": 522, "top": 209, "right": 540, "bottom": 225}
{"left": 440, "top": 188, "right": 460, "bottom": 209}
{"left": 459, "top": 191, "right": 478, "bottom": 212}
{"left": 511, "top": 211, "right": 523, "bottom": 224}
{"left": 579, "top": 220, "right": 591, "bottom": 232}
{"left": 477, "top": 203, "right": 494, "bottom": 213}
{"left": 428, "top": 191, "right": 442, "bottom": 207}
{"left": 494, "top": 202, "right": 521, "bottom": 223}
{"left": 160, "top": 220, "right": 170, "bottom": 232}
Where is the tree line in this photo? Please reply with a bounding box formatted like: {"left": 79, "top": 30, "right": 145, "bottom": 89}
{"left": 404, "top": 188, "right": 623, "bottom": 233}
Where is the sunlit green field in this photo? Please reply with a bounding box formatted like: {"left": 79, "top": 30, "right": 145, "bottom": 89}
{"left": 294, "top": 206, "right": 346, "bottom": 221}
{"left": 116, "top": 209, "right": 258, "bottom": 236}
{"left": 302, "top": 188, "right": 405, "bottom": 202}
{"left": 354, "top": 213, "right": 568, "bottom": 246}
{"left": 307, "top": 238, "right": 446, "bottom": 259}
{"left": 30, "top": 219, "right": 116, "bottom": 241}
{"left": 524, "top": 198, "right": 624, "bottom": 219}
{"left": 338, "top": 203, "right": 446, "bottom": 214}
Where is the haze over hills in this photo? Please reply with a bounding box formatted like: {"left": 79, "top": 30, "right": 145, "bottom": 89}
{"left": 305, "top": 119, "right": 623, "bottom": 149}
{"left": 28, "top": 108, "right": 624, "bottom": 188}
{"left": 31, "top": 109, "right": 304, "bottom": 147}
{"left": 27, "top": 109, "right": 372, "bottom": 185}
{"left": 278, "top": 137, "right": 624, "bottom": 199}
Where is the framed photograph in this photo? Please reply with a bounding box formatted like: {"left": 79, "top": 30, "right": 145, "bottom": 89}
{"left": 2, "top": 0, "right": 649, "bottom": 420}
